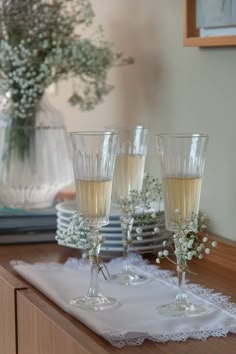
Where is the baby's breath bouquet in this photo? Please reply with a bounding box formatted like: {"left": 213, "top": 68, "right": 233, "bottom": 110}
{"left": 118, "top": 173, "right": 164, "bottom": 242}
{"left": 156, "top": 211, "right": 217, "bottom": 268}
{"left": 0, "top": 0, "right": 133, "bottom": 157}
{"left": 56, "top": 212, "right": 110, "bottom": 278}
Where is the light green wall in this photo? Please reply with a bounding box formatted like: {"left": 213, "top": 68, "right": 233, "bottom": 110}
{"left": 54, "top": 0, "right": 236, "bottom": 240}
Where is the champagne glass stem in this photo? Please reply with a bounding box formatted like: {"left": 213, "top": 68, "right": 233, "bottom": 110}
{"left": 176, "top": 255, "right": 189, "bottom": 304}
{"left": 120, "top": 216, "right": 134, "bottom": 272}
{"left": 87, "top": 257, "right": 99, "bottom": 298}
{"left": 71, "top": 228, "right": 120, "bottom": 310}
{"left": 109, "top": 215, "right": 149, "bottom": 285}
{"left": 86, "top": 227, "right": 101, "bottom": 298}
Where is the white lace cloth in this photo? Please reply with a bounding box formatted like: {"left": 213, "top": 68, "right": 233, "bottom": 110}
{"left": 11, "top": 255, "right": 236, "bottom": 348}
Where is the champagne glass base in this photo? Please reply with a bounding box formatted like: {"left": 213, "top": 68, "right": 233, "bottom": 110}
{"left": 157, "top": 302, "right": 208, "bottom": 317}
{"left": 70, "top": 295, "right": 120, "bottom": 311}
{"left": 109, "top": 269, "right": 150, "bottom": 286}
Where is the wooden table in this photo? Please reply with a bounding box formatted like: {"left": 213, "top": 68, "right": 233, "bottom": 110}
{"left": 0, "top": 236, "right": 236, "bottom": 354}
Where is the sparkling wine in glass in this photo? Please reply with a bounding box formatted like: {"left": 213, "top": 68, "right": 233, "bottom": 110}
{"left": 69, "top": 131, "right": 120, "bottom": 310}
{"left": 156, "top": 133, "right": 208, "bottom": 317}
{"left": 107, "top": 126, "right": 150, "bottom": 286}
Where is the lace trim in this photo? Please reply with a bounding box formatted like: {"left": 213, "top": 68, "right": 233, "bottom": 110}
{"left": 141, "top": 262, "right": 236, "bottom": 316}
{"left": 104, "top": 327, "right": 236, "bottom": 348}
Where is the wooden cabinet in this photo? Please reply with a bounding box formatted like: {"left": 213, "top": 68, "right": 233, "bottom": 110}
{"left": 0, "top": 266, "right": 26, "bottom": 354}
{"left": 0, "top": 240, "right": 235, "bottom": 354}
{"left": 16, "top": 289, "right": 110, "bottom": 354}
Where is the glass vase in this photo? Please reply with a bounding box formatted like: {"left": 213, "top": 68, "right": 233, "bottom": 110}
{"left": 0, "top": 96, "right": 73, "bottom": 209}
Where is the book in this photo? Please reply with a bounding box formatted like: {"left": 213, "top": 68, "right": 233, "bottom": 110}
{"left": 0, "top": 230, "right": 56, "bottom": 244}
{"left": 0, "top": 206, "right": 57, "bottom": 234}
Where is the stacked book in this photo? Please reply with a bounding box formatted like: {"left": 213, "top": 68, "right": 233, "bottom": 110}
{"left": 0, "top": 206, "right": 57, "bottom": 244}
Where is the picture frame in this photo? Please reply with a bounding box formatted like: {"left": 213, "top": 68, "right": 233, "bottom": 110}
{"left": 183, "top": 0, "right": 236, "bottom": 47}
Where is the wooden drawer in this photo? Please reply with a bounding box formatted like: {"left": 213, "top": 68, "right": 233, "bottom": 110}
{"left": 16, "top": 289, "right": 111, "bottom": 354}
{"left": 0, "top": 265, "right": 27, "bottom": 354}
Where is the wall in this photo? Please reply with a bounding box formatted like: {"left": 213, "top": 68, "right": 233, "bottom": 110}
{"left": 51, "top": 0, "right": 236, "bottom": 241}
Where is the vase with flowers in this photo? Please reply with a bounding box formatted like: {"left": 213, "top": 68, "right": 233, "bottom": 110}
{"left": 0, "top": 0, "right": 133, "bottom": 209}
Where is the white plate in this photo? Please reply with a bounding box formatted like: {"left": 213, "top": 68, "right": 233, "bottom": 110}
{"left": 103, "top": 235, "right": 167, "bottom": 246}
{"left": 56, "top": 230, "right": 165, "bottom": 246}
{"left": 56, "top": 229, "right": 171, "bottom": 249}
{"left": 57, "top": 238, "right": 170, "bottom": 253}
{"left": 99, "top": 243, "right": 166, "bottom": 259}
{"left": 57, "top": 220, "right": 122, "bottom": 233}
{"left": 56, "top": 201, "right": 76, "bottom": 213}
{"left": 57, "top": 220, "right": 163, "bottom": 234}
{"left": 56, "top": 201, "right": 164, "bottom": 219}
{"left": 101, "top": 242, "right": 164, "bottom": 252}
{"left": 56, "top": 226, "right": 165, "bottom": 239}
{"left": 57, "top": 212, "right": 163, "bottom": 228}
{"left": 56, "top": 213, "right": 164, "bottom": 227}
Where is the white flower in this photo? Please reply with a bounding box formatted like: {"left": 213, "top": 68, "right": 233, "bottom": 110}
{"left": 187, "top": 252, "right": 193, "bottom": 260}
{"left": 198, "top": 254, "right": 203, "bottom": 260}
{"left": 203, "top": 236, "right": 208, "bottom": 242}
{"left": 163, "top": 250, "right": 169, "bottom": 257}
{"left": 82, "top": 253, "right": 87, "bottom": 259}
{"left": 183, "top": 243, "right": 188, "bottom": 252}
{"left": 211, "top": 241, "right": 217, "bottom": 247}
{"left": 98, "top": 235, "right": 103, "bottom": 242}
{"left": 187, "top": 240, "right": 194, "bottom": 249}
{"left": 158, "top": 251, "right": 163, "bottom": 257}
{"left": 156, "top": 258, "right": 160, "bottom": 264}
{"left": 154, "top": 226, "right": 160, "bottom": 233}
{"left": 205, "top": 248, "right": 211, "bottom": 254}
{"left": 162, "top": 240, "right": 167, "bottom": 247}
{"left": 136, "top": 236, "right": 143, "bottom": 241}
{"left": 136, "top": 227, "right": 142, "bottom": 234}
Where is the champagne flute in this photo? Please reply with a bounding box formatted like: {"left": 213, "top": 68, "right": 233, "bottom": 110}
{"left": 155, "top": 133, "right": 208, "bottom": 317}
{"left": 68, "top": 131, "right": 120, "bottom": 310}
{"left": 107, "top": 126, "right": 149, "bottom": 286}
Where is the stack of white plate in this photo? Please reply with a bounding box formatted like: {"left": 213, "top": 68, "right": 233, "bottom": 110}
{"left": 56, "top": 201, "right": 171, "bottom": 258}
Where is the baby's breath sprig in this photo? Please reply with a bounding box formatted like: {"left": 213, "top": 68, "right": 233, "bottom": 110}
{"left": 140, "top": 173, "right": 163, "bottom": 212}
{"left": 119, "top": 190, "right": 142, "bottom": 218}
{"left": 156, "top": 212, "right": 217, "bottom": 269}
{"left": 134, "top": 174, "right": 163, "bottom": 240}
{"left": 118, "top": 173, "right": 163, "bottom": 241}
{"left": 55, "top": 211, "right": 110, "bottom": 279}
